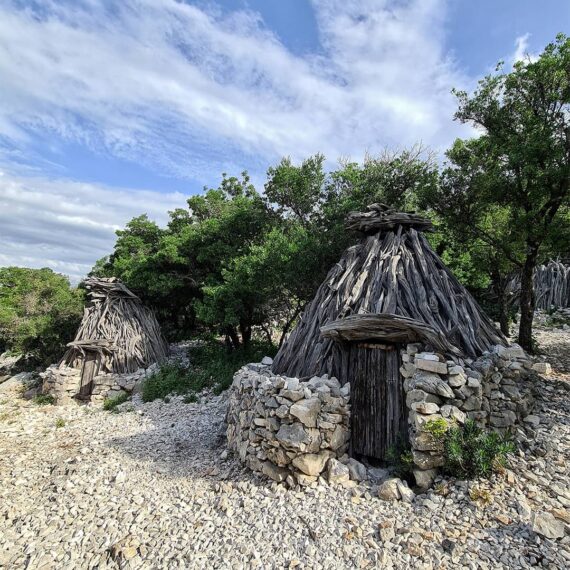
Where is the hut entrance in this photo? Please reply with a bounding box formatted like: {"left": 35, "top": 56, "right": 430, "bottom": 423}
{"left": 348, "top": 342, "right": 407, "bottom": 461}
{"left": 78, "top": 351, "right": 99, "bottom": 399}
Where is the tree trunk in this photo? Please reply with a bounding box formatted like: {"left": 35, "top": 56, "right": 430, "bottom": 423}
{"left": 226, "top": 326, "right": 241, "bottom": 350}
{"left": 240, "top": 321, "right": 252, "bottom": 348}
{"left": 490, "top": 267, "right": 510, "bottom": 336}
{"left": 518, "top": 247, "right": 539, "bottom": 352}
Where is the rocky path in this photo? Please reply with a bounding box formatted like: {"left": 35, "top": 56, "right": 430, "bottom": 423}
{"left": 1, "top": 333, "right": 569, "bottom": 569}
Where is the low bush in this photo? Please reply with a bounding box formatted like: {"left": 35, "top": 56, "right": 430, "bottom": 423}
{"left": 55, "top": 417, "right": 66, "bottom": 428}
{"left": 142, "top": 340, "right": 276, "bottom": 402}
{"left": 33, "top": 394, "right": 56, "bottom": 405}
{"left": 441, "top": 419, "right": 516, "bottom": 479}
{"left": 103, "top": 392, "right": 129, "bottom": 411}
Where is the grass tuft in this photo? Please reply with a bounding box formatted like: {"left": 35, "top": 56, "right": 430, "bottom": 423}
{"left": 103, "top": 392, "right": 129, "bottom": 411}
{"left": 33, "top": 394, "right": 56, "bottom": 406}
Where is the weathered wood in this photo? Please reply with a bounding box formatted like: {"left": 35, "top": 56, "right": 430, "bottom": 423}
{"left": 321, "top": 313, "right": 460, "bottom": 355}
{"left": 349, "top": 343, "right": 407, "bottom": 460}
{"left": 507, "top": 260, "right": 570, "bottom": 310}
{"left": 272, "top": 204, "right": 505, "bottom": 379}
{"left": 59, "top": 277, "right": 168, "bottom": 374}
{"left": 78, "top": 351, "right": 99, "bottom": 398}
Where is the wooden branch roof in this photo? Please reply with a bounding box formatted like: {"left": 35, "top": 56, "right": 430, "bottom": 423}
{"left": 60, "top": 278, "right": 168, "bottom": 373}
{"left": 272, "top": 206, "right": 506, "bottom": 380}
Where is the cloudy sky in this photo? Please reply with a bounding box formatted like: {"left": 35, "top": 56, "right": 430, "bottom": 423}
{"left": 0, "top": 0, "right": 568, "bottom": 282}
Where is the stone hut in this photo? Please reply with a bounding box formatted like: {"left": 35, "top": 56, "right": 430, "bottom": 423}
{"left": 227, "top": 205, "right": 533, "bottom": 489}
{"left": 42, "top": 277, "right": 168, "bottom": 404}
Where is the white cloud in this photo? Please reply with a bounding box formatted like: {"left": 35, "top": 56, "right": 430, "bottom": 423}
{"left": 0, "top": 0, "right": 469, "bottom": 176}
{"left": 511, "top": 33, "right": 539, "bottom": 65}
{"left": 0, "top": 0, "right": 475, "bottom": 282}
{"left": 0, "top": 171, "right": 186, "bottom": 283}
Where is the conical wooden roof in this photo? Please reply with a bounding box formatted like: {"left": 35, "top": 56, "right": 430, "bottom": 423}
{"left": 60, "top": 277, "right": 168, "bottom": 373}
{"left": 272, "top": 204, "right": 506, "bottom": 379}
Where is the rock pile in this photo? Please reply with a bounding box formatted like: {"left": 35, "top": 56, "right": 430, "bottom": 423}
{"left": 227, "top": 359, "right": 353, "bottom": 487}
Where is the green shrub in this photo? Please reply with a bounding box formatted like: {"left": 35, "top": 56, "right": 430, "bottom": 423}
{"left": 33, "top": 394, "right": 56, "bottom": 405}
{"left": 55, "top": 417, "right": 66, "bottom": 428}
{"left": 183, "top": 393, "right": 198, "bottom": 403}
{"left": 422, "top": 417, "right": 450, "bottom": 440}
{"left": 103, "top": 392, "right": 129, "bottom": 411}
{"left": 141, "top": 340, "right": 276, "bottom": 402}
{"left": 442, "top": 420, "right": 516, "bottom": 479}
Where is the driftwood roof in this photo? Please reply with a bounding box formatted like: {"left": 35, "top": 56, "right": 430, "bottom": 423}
{"left": 60, "top": 277, "right": 168, "bottom": 374}
{"left": 272, "top": 205, "right": 506, "bottom": 379}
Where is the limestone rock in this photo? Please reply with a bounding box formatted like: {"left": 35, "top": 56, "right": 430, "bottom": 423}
{"left": 326, "top": 458, "right": 350, "bottom": 484}
{"left": 378, "top": 478, "right": 401, "bottom": 501}
{"left": 346, "top": 458, "right": 367, "bottom": 482}
{"left": 413, "top": 468, "right": 437, "bottom": 491}
{"left": 532, "top": 511, "right": 565, "bottom": 539}
{"left": 415, "top": 359, "right": 448, "bottom": 375}
{"left": 409, "top": 372, "right": 454, "bottom": 399}
{"left": 289, "top": 398, "right": 321, "bottom": 428}
{"left": 292, "top": 451, "right": 332, "bottom": 477}
{"left": 275, "top": 423, "right": 308, "bottom": 449}
{"left": 532, "top": 362, "right": 552, "bottom": 375}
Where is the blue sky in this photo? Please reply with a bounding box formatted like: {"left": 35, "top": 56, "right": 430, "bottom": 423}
{"left": 0, "top": 0, "right": 568, "bottom": 281}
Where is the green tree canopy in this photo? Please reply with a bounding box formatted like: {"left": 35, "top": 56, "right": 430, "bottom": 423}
{"left": 0, "top": 267, "right": 84, "bottom": 365}
{"left": 420, "top": 34, "right": 570, "bottom": 350}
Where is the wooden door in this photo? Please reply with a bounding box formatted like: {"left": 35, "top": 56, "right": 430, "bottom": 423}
{"left": 78, "top": 351, "right": 99, "bottom": 399}
{"left": 349, "top": 343, "right": 407, "bottom": 460}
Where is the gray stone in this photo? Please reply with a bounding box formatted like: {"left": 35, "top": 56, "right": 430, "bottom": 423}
{"left": 532, "top": 511, "right": 565, "bottom": 539}
{"left": 346, "top": 458, "right": 367, "bottom": 482}
{"left": 413, "top": 468, "right": 437, "bottom": 491}
{"left": 261, "top": 356, "right": 273, "bottom": 366}
{"left": 396, "top": 479, "right": 415, "bottom": 503}
{"left": 275, "top": 423, "right": 308, "bottom": 449}
{"left": 532, "top": 362, "right": 552, "bottom": 375}
{"left": 406, "top": 389, "right": 441, "bottom": 408}
{"left": 523, "top": 414, "right": 541, "bottom": 427}
{"left": 411, "top": 401, "right": 440, "bottom": 414}
{"left": 490, "top": 411, "right": 517, "bottom": 428}
{"left": 326, "top": 458, "right": 350, "bottom": 484}
{"left": 440, "top": 405, "right": 466, "bottom": 424}
{"left": 292, "top": 451, "right": 332, "bottom": 476}
{"left": 261, "top": 461, "right": 289, "bottom": 482}
{"left": 408, "top": 372, "right": 454, "bottom": 399}
{"left": 378, "top": 478, "right": 401, "bottom": 501}
{"left": 447, "top": 372, "right": 467, "bottom": 388}
{"left": 415, "top": 359, "right": 448, "bottom": 375}
{"left": 412, "top": 449, "right": 444, "bottom": 470}
{"left": 289, "top": 398, "right": 321, "bottom": 427}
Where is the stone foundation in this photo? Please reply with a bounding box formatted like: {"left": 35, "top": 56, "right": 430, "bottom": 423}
{"left": 227, "top": 343, "right": 535, "bottom": 490}
{"left": 226, "top": 360, "right": 351, "bottom": 487}
{"left": 41, "top": 363, "right": 158, "bottom": 405}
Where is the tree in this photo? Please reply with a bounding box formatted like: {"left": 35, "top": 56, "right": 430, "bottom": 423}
{"left": 0, "top": 267, "right": 84, "bottom": 365}
{"left": 426, "top": 34, "right": 570, "bottom": 351}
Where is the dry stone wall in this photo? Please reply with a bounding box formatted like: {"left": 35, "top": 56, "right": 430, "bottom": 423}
{"left": 226, "top": 360, "right": 351, "bottom": 487}
{"left": 228, "top": 343, "right": 535, "bottom": 490}
{"left": 41, "top": 363, "right": 159, "bottom": 404}
{"left": 402, "top": 342, "right": 535, "bottom": 489}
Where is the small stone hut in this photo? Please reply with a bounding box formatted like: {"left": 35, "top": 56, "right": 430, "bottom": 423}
{"left": 227, "top": 205, "right": 533, "bottom": 489}
{"left": 42, "top": 277, "right": 168, "bottom": 403}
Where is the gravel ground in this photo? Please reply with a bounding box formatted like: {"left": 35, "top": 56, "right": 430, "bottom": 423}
{"left": 1, "top": 332, "right": 569, "bottom": 570}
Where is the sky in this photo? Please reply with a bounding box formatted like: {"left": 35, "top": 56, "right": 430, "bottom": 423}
{"left": 0, "top": 0, "right": 568, "bottom": 282}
